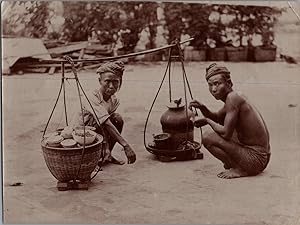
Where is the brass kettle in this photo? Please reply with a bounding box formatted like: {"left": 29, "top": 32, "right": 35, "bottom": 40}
{"left": 160, "top": 98, "right": 195, "bottom": 149}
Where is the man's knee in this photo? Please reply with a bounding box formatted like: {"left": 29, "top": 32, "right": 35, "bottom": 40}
{"left": 202, "top": 130, "right": 218, "bottom": 148}
{"left": 110, "top": 113, "right": 124, "bottom": 132}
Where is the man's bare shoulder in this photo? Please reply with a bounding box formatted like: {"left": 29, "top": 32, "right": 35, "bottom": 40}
{"left": 226, "top": 91, "right": 244, "bottom": 108}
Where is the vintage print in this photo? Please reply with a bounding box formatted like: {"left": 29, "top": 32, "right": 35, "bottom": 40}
{"left": 2, "top": 1, "right": 300, "bottom": 224}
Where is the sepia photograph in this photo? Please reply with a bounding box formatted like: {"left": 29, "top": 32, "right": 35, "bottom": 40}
{"left": 2, "top": 0, "right": 300, "bottom": 224}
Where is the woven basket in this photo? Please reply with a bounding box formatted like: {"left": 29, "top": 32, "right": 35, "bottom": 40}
{"left": 41, "top": 136, "right": 103, "bottom": 182}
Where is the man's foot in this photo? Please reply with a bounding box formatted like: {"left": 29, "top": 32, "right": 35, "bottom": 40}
{"left": 217, "top": 168, "right": 248, "bottom": 179}
{"left": 223, "top": 163, "right": 232, "bottom": 170}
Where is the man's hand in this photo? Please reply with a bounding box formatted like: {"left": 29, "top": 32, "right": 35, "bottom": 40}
{"left": 189, "top": 100, "right": 203, "bottom": 110}
{"left": 124, "top": 144, "right": 136, "bottom": 164}
{"left": 191, "top": 116, "right": 207, "bottom": 128}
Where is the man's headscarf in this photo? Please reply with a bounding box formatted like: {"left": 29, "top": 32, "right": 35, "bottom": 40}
{"left": 96, "top": 60, "right": 125, "bottom": 78}
{"left": 205, "top": 63, "right": 231, "bottom": 81}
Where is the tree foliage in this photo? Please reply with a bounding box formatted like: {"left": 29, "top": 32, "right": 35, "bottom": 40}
{"left": 164, "top": 3, "right": 186, "bottom": 43}
{"left": 225, "top": 5, "right": 282, "bottom": 46}
{"left": 61, "top": 2, "right": 158, "bottom": 51}
{"left": 183, "top": 4, "right": 212, "bottom": 49}
{"left": 2, "top": 1, "right": 50, "bottom": 38}
{"left": 62, "top": 2, "right": 122, "bottom": 42}
{"left": 118, "top": 2, "right": 158, "bottom": 51}
{"left": 2, "top": 2, "right": 282, "bottom": 49}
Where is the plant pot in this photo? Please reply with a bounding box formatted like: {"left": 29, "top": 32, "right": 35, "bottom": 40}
{"left": 143, "top": 52, "right": 163, "bottom": 61}
{"left": 226, "top": 47, "right": 248, "bottom": 62}
{"left": 184, "top": 47, "right": 206, "bottom": 61}
{"left": 208, "top": 47, "right": 226, "bottom": 61}
{"left": 254, "top": 46, "right": 277, "bottom": 62}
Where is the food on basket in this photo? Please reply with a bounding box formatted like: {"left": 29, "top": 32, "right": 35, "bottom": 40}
{"left": 44, "top": 132, "right": 59, "bottom": 139}
{"left": 60, "top": 126, "right": 74, "bottom": 139}
{"left": 46, "top": 135, "right": 64, "bottom": 147}
{"left": 72, "top": 129, "right": 97, "bottom": 145}
{"left": 60, "top": 139, "right": 77, "bottom": 148}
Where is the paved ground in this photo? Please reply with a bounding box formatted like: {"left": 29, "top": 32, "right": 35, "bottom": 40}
{"left": 2, "top": 62, "right": 300, "bottom": 224}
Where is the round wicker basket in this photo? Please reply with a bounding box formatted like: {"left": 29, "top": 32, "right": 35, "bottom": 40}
{"left": 41, "top": 135, "right": 103, "bottom": 182}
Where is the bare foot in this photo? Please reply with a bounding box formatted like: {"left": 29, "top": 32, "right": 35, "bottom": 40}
{"left": 223, "top": 164, "right": 232, "bottom": 170}
{"left": 217, "top": 168, "right": 248, "bottom": 179}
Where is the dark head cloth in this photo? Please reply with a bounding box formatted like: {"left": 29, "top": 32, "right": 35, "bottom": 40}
{"left": 96, "top": 61, "right": 125, "bottom": 78}
{"left": 205, "top": 63, "right": 230, "bottom": 81}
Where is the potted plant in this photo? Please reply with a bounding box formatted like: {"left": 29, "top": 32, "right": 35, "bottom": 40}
{"left": 207, "top": 23, "right": 227, "bottom": 61}
{"left": 183, "top": 3, "right": 211, "bottom": 61}
{"left": 254, "top": 26, "right": 277, "bottom": 62}
{"left": 206, "top": 5, "right": 227, "bottom": 61}
{"left": 225, "top": 5, "right": 248, "bottom": 62}
{"left": 250, "top": 6, "right": 282, "bottom": 62}
{"left": 164, "top": 3, "right": 186, "bottom": 44}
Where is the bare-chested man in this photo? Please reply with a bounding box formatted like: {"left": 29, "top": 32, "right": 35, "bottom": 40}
{"left": 189, "top": 63, "right": 270, "bottom": 179}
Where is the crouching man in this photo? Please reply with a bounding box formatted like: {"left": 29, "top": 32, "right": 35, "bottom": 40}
{"left": 189, "top": 63, "right": 270, "bottom": 179}
{"left": 72, "top": 60, "right": 136, "bottom": 165}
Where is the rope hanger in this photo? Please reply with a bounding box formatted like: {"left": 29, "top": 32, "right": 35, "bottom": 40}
{"left": 143, "top": 39, "right": 203, "bottom": 154}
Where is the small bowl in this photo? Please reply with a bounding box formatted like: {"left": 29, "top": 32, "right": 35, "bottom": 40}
{"left": 46, "top": 135, "right": 64, "bottom": 147}
{"left": 60, "top": 139, "right": 77, "bottom": 148}
{"left": 72, "top": 130, "right": 97, "bottom": 145}
{"left": 153, "top": 133, "right": 170, "bottom": 149}
{"left": 60, "top": 126, "right": 74, "bottom": 139}
{"left": 44, "top": 132, "right": 59, "bottom": 139}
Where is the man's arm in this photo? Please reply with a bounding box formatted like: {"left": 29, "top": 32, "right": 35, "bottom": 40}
{"left": 206, "top": 94, "right": 240, "bottom": 140}
{"left": 103, "top": 119, "right": 136, "bottom": 164}
{"left": 89, "top": 92, "right": 136, "bottom": 164}
{"left": 201, "top": 105, "right": 226, "bottom": 124}
{"left": 104, "top": 119, "right": 127, "bottom": 146}
{"left": 190, "top": 100, "right": 226, "bottom": 124}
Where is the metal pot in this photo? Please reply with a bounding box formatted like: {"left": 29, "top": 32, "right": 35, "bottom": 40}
{"left": 153, "top": 133, "right": 170, "bottom": 149}
{"left": 160, "top": 99, "right": 195, "bottom": 150}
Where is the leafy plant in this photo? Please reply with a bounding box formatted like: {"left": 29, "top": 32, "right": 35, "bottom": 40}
{"left": 164, "top": 3, "right": 187, "bottom": 43}
{"left": 62, "top": 2, "right": 122, "bottom": 42}
{"left": 118, "top": 2, "right": 158, "bottom": 51}
{"left": 2, "top": 1, "right": 50, "bottom": 38}
{"left": 226, "top": 5, "right": 283, "bottom": 47}
{"left": 252, "top": 6, "right": 282, "bottom": 46}
{"left": 183, "top": 3, "right": 211, "bottom": 49}
{"left": 62, "top": 2, "right": 158, "bottom": 51}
